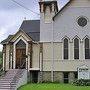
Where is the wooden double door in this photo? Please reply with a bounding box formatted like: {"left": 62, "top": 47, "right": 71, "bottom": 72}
{"left": 16, "top": 48, "right": 26, "bottom": 69}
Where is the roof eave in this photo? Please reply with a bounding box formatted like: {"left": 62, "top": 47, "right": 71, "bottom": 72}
{"left": 1, "top": 41, "right": 9, "bottom": 45}
{"left": 53, "top": 0, "right": 71, "bottom": 20}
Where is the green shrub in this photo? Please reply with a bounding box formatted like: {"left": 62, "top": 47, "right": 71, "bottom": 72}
{"left": 73, "top": 79, "right": 90, "bottom": 86}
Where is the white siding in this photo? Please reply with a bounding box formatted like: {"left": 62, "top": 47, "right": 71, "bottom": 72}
{"left": 53, "top": 60, "right": 90, "bottom": 71}
{"left": 42, "top": 42, "right": 90, "bottom": 71}
{"left": 69, "top": 0, "right": 90, "bottom": 7}
{"left": 32, "top": 44, "right": 39, "bottom": 68}
{"left": 40, "top": 13, "right": 52, "bottom": 42}
{"left": 43, "top": 43, "right": 52, "bottom": 71}
{"left": 53, "top": 43, "right": 62, "bottom": 60}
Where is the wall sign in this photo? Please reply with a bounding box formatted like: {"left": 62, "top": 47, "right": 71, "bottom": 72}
{"left": 78, "top": 65, "right": 90, "bottom": 79}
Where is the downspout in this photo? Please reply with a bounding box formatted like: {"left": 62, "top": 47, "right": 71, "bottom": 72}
{"left": 51, "top": 18, "right": 54, "bottom": 82}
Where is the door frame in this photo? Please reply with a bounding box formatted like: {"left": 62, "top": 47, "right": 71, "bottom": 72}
{"left": 13, "top": 36, "right": 28, "bottom": 69}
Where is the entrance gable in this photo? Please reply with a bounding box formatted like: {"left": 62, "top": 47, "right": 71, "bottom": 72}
{"left": 10, "top": 30, "right": 32, "bottom": 43}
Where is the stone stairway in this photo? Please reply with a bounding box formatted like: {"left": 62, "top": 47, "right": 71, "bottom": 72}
{"left": 0, "top": 69, "right": 27, "bottom": 90}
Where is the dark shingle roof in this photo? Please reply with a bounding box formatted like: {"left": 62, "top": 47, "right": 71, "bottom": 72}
{"left": 20, "top": 20, "right": 40, "bottom": 41}
{"left": 20, "top": 20, "right": 40, "bottom": 33}
{"left": 27, "top": 32, "right": 40, "bottom": 41}
{"left": 1, "top": 35, "right": 13, "bottom": 44}
{"left": 1, "top": 20, "right": 40, "bottom": 44}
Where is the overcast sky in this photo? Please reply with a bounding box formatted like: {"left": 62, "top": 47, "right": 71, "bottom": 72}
{"left": 0, "top": 0, "right": 69, "bottom": 51}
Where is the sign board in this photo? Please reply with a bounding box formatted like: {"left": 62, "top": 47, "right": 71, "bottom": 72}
{"left": 78, "top": 65, "right": 90, "bottom": 79}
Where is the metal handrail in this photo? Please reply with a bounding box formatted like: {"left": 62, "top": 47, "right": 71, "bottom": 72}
{"left": 20, "top": 60, "right": 26, "bottom": 69}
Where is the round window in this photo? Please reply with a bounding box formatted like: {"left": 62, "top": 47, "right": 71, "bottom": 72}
{"left": 77, "top": 17, "right": 87, "bottom": 27}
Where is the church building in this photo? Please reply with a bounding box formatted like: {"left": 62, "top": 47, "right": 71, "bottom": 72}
{"left": 1, "top": 0, "right": 90, "bottom": 83}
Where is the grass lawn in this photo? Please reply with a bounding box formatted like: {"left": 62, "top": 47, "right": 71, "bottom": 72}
{"left": 18, "top": 83, "right": 90, "bottom": 90}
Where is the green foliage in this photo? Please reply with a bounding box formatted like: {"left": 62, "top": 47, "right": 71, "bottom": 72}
{"left": 18, "top": 83, "right": 90, "bottom": 90}
{"left": 0, "top": 58, "right": 2, "bottom": 64}
{"left": 0, "top": 52, "right": 2, "bottom": 64}
{"left": 73, "top": 79, "right": 90, "bottom": 86}
{"left": 0, "top": 52, "right": 2, "bottom": 58}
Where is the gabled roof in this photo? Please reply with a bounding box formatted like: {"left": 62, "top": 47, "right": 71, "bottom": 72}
{"left": 53, "top": 0, "right": 71, "bottom": 19}
{"left": 1, "top": 35, "right": 14, "bottom": 44}
{"left": 10, "top": 30, "right": 32, "bottom": 42}
{"left": 1, "top": 20, "right": 40, "bottom": 44}
{"left": 20, "top": 20, "right": 40, "bottom": 33}
{"left": 20, "top": 20, "right": 40, "bottom": 41}
{"left": 27, "top": 32, "right": 40, "bottom": 41}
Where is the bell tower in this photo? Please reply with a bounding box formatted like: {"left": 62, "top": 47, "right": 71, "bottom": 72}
{"left": 39, "top": 0, "right": 58, "bottom": 42}
{"left": 39, "top": 0, "right": 58, "bottom": 23}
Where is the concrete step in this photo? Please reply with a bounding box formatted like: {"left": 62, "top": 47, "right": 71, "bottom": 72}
{"left": 0, "top": 87, "right": 15, "bottom": 90}
{"left": 0, "top": 88, "right": 15, "bottom": 89}
{"left": 0, "top": 83, "right": 16, "bottom": 85}
{"left": 0, "top": 69, "right": 25, "bottom": 90}
{"left": 0, "top": 85, "right": 15, "bottom": 87}
{"left": 0, "top": 78, "right": 14, "bottom": 80}
{"left": 0, "top": 81, "right": 16, "bottom": 83}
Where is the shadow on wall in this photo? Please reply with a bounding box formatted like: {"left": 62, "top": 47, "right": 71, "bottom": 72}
{"left": 0, "top": 64, "right": 2, "bottom": 69}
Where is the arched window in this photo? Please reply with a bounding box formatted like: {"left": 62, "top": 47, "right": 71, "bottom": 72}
{"left": 85, "top": 38, "right": 90, "bottom": 59}
{"left": 74, "top": 38, "right": 79, "bottom": 59}
{"left": 16, "top": 39, "right": 26, "bottom": 49}
{"left": 63, "top": 38, "right": 68, "bottom": 59}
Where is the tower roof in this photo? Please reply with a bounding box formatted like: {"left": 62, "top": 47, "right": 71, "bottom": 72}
{"left": 39, "top": 0, "right": 57, "bottom": 3}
